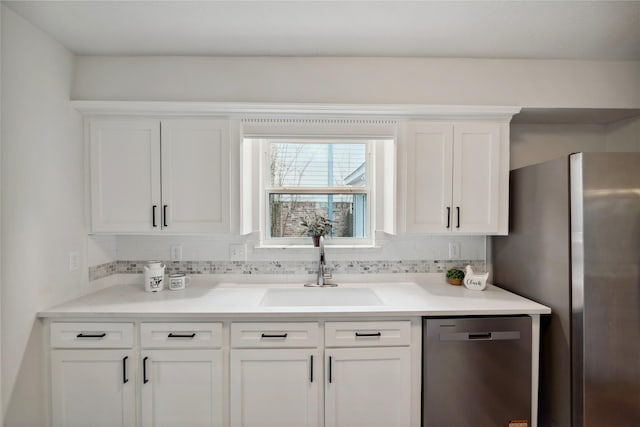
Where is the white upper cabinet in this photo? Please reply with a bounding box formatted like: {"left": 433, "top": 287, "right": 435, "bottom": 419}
{"left": 89, "top": 118, "right": 230, "bottom": 233}
{"left": 402, "top": 120, "right": 508, "bottom": 235}
{"left": 160, "top": 119, "right": 229, "bottom": 233}
{"left": 90, "top": 119, "right": 161, "bottom": 233}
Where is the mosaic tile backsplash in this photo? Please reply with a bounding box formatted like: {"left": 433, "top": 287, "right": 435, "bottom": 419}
{"left": 89, "top": 259, "right": 486, "bottom": 282}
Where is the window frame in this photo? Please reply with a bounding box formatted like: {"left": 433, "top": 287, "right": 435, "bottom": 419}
{"left": 240, "top": 117, "right": 398, "bottom": 248}
{"left": 261, "top": 138, "right": 373, "bottom": 246}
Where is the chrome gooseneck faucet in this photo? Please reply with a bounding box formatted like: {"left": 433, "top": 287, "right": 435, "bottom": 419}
{"left": 317, "top": 235, "right": 327, "bottom": 286}
{"left": 306, "top": 235, "right": 336, "bottom": 287}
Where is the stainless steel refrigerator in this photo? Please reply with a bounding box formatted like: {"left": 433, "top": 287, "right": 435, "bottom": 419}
{"left": 491, "top": 152, "right": 640, "bottom": 427}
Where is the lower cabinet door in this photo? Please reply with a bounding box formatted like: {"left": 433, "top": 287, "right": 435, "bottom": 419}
{"left": 230, "top": 349, "right": 321, "bottom": 427}
{"left": 51, "top": 349, "right": 136, "bottom": 427}
{"left": 141, "top": 349, "right": 223, "bottom": 427}
{"left": 324, "top": 347, "right": 411, "bottom": 427}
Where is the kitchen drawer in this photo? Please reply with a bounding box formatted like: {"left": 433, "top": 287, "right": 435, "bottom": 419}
{"left": 325, "top": 321, "right": 411, "bottom": 347}
{"left": 50, "top": 322, "right": 134, "bottom": 349}
{"left": 231, "top": 322, "right": 319, "bottom": 348}
{"left": 140, "top": 322, "right": 223, "bottom": 348}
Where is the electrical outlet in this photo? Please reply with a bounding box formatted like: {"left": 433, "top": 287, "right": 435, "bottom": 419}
{"left": 448, "top": 242, "right": 461, "bottom": 260}
{"left": 170, "top": 245, "right": 183, "bottom": 261}
{"left": 229, "top": 244, "right": 246, "bottom": 261}
{"left": 69, "top": 252, "right": 79, "bottom": 271}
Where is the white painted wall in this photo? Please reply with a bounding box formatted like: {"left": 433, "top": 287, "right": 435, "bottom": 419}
{"left": 88, "top": 235, "right": 117, "bottom": 266}
{"left": 605, "top": 116, "right": 640, "bottom": 151}
{"left": 72, "top": 56, "right": 640, "bottom": 108}
{"left": 510, "top": 124, "right": 607, "bottom": 169}
{"left": 510, "top": 117, "right": 640, "bottom": 170}
{"left": 1, "top": 7, "right": 85, "bottom": 425}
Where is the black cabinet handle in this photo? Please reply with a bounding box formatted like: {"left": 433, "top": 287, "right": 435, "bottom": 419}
{"left": 168, "top": 333, "right": 196, "bottom": 339}
{"left": 152, "top": 205, "right": 157, "bottom": 227}
{"left": 163, "top": 205, "right": 168, "bottom": 227}
{"left": 456, "top": 206, "right": 461, "bottom": 229}
{"left": 446, "top": 206, "right": 451, "bottom": 228}
{"left": 355, "top": 332, "right": 382, "bottom": 337}
{"left": 310, "top": 355, "right": 314, "bottom": 383}
{"left": 261, "top": 333, "right": 288, "bottom": 339}
{"left": 328, "top": 356, "right": 333, "bottom": 383}
{"left": 76, "top": 333, "right": 106, "bottom": 339}
{"left": 123, "top": 356, "right": 128, "bottom": 384}
{"left": 143, "top": 356, "right": 149, "bottom": 384}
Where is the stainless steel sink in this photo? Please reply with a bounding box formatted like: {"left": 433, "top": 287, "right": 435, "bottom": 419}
{"left": 259, "top": 287, "right": 383, "bottom": 307}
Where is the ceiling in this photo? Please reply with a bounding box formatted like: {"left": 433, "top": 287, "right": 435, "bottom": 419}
{"left": 4, "top": 1, "right": 640, "bottom": 60}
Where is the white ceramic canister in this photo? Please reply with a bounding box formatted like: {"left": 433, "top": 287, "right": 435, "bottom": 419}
{"left": 144, "top": 261, "right": 166, "bottom": 292}
{"left": 168, "top": 272, "right": 191, "bottom": 291}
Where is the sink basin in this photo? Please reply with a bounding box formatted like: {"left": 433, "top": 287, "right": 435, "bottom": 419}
{"left": 260, "top": 287, "right": 383, "bottom": 307}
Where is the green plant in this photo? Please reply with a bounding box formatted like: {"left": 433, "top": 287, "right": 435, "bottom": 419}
{"left": 300, "top": 213, "right": 333, "bottom": 237}
{"left": 446, "top": 268, "right": 465, "bottom": 280}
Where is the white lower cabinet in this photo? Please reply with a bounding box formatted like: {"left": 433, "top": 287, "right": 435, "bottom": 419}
{"left": 141, "top": 349, "right": 223, "bottom": 427}
{"left": 140, "top": 322, "right": 224, "bottom": 427}
{"left": 324, "top": 347, "right": 411, "bottom": 427}
{"left": 230, "top": 349, "right": 321, "bottom": 427}
{"left": 51, "top": 349, "right": 136, "bottom": 427}
{"left": 229, "top": 321, "right": 413, "bottom": 427}
{"left": 50, "top": 322, "right": 136, "bottom": 427}
{"left": 50, "top": 322, "right": 224, "bottom": 427}
{"left": 50, "top": 319, "right": 416, "bottom": 427}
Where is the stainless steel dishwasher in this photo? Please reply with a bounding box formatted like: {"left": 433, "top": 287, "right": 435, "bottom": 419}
{"left": 423, "top": 316, "right": 532, "bottom": 427}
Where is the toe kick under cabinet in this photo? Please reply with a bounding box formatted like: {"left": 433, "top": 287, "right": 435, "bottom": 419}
{"left": 48, "top": 318, "right": 421, "bottom": 427}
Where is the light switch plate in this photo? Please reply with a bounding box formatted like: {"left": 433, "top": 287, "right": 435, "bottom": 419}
{"left": 69, "top": 252, "right": 79, "bottom": 271}
{"left": 448, "top": 242, "right": 461, "bottom": 260}
{"left": 229, "top": 244, "right": 246, "bottom": 261}
{"left": 170, "top": 245, "right": 183, "bottom": 261}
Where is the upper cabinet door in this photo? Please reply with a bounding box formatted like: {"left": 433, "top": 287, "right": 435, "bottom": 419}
{"left": 452, "top": 123, "right": 501, "bottom": 234}
{"left": 402, "top": 120, "right": 508, "bottom": 235}
{"left": 405, "top": 122, "right": 454, "bottom": 233}
{"left": 90, "top": 119, "right": 161, "bottom": 233}
{"left": 160, "top": 119, "right": 230, "bottom": 233}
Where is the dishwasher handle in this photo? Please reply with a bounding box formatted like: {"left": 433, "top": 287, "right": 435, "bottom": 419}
{"left": 440, "top": 331, "right": 521, "bottom": 341}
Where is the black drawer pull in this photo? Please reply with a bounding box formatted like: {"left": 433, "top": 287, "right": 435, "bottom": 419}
{"left": 310, "top": 355, "right": 314, "bottom": 383}
{"left": 76, "top": 332, "right": 106, "bottom": 339}
{"left": 355, "top": 332, "right": 382, "bottom": 337}
{"left": 456, "top": 206, "right": 461, "bottom": 228}
{"left": 329, "top": 356, "right": 333, "bottom": 383}
{"left": 446, "top": 206, "right": 451, "bottom": 228}
{"left": 143, "top": 356, "right": 149, "bottom": 384}
{"left": 261, "top": 333, "right": 288, "bottom": 339}
{"left": 168, "top": 333, "right": 196, "bottom": 339}
{"left": 122, "top": 356, "right": 129, "bottom": 384}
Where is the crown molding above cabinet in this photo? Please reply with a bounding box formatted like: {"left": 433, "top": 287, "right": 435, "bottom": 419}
{"left": 71, "top": 101, "right": 521, "bottom": 121}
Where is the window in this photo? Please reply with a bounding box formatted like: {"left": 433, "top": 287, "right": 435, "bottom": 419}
{"left": 241, "top": 118, "right": 397, "bottom": 247}
{"left": 266, "top": 140, "right": 370, "bottom": 242}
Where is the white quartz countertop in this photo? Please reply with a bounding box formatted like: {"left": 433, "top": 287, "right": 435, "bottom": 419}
{"left": 38, "top": 280, "right": 551, "bottom": 319}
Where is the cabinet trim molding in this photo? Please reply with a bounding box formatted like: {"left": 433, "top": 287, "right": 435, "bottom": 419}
{"left": 72, "top": 101, "right": 521, "bottom": 120}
